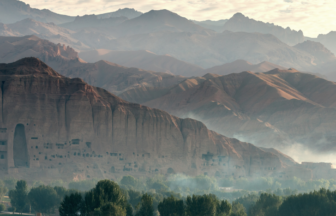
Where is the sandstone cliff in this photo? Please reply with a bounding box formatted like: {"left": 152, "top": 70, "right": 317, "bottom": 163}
{"left": 0, "top": 58, "right": 290, "bottom": 182}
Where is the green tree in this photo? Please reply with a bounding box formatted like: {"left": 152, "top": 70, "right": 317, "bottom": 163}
{"left": 127, "top": 190, "right": 142, "bottom": 209}
{"left": 234, "top": 194, "right": 259, "bottom": 214}
{"left": 158, "top": 196, "right": 185, "bottom": 216}
{"left": 59, "top": 192, "right": 83, "bottom": 216}
{"left": 8, "top": 180, "right": 29, "bottom": 213}
{"left": 250, "top": 193, "right": 282, "bottom": 216}
{"left": 216, "top": 199, "right": 231, "bottom": 216}
{"left": 0, "top": 203, "right": 6, "bottom": 212}
{"left": 28, "top": 185, "right": 59, "bottom": 215}
{"left": 135, "top": 194, "right": 154, "bottom": 216}
{"left": 230, "top": 202, "right": 246, "bottom": 216}
{"left": 186, "top": 194, "right": 217, "bottom": 216}
{"left": 278, "top": 188, "right": 336, "bottom": 216}
{"left": 54, "top": 186, "right": 68, "bottom": 200}
{"left": 125, "top": 204, "right": 133, "bottom": 216}
{"left": 100, "top": 202, "right": 126, "bottom": 216}
{"left": 82, "top": 180, "right": 128, "bottom": 215}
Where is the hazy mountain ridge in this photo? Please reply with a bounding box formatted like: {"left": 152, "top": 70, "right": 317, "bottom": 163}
{"left": 204, "top": 59, "right": 286, "bottom": 75}
{"left": 79, "top": 49, "right": 205, "bottom": 76}
{"left": 192, "top": 19, "right": 228, "bottom": 32}
{"left": 60, "top": 15, "right": 128, "bottom": 31}
{"left": 0, "top": 35, "right": 186, "bottom": 99}
{"left": 1, "top": 2, "right": 336, "bottom": 74}
{"left": 105, "top": 30, "right": 331, "bottom": 70}
{"left": 0, "top": 0, "right": 75, "bottom": 24}
{"left": 0, "top": 18, "right": 90, "bottom": 50}
{"left": 223, "top": 13, "right": 304, "bottom": 45}
{"left": 96, "top": 8, "right": 142, "bottom": 19}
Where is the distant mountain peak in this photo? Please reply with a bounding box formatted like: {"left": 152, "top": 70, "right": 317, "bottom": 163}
{"left": 232, "top": 12, "right": 246, "bottom": 18}
{"left": 97, "top": 7, "right": 142, "bottom": 19}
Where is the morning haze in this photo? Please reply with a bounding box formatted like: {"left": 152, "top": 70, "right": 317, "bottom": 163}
{"left": 0, "top": 0, "right": 336, "bottom": 215}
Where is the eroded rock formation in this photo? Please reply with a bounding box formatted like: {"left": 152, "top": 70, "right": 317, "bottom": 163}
{"left": 0, "top": 58, "right": 292, "bottom": 182}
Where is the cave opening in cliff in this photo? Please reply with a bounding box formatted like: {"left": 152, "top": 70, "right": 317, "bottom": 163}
{"left": 13, "top": 124, "right": 29, "bottom": 167}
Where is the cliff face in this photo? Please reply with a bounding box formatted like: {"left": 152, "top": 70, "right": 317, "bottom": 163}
{"left": 0, "top": 58, "right": 288, "bottom": 181}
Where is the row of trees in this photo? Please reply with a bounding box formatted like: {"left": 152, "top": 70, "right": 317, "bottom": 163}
{"left": 2, "top": 175, "right": 336, "bottom": 201}
{"left": 8, "top": 180, "right": 78, "bottom": 214}
{"left": 237, "top": 188, "right": 336, "bottom": 216}
{"left": 59, "top": 180, "right": 246, "bottom": 216}
{"left": 5, "top": 178, "right": 336, "bottom": 216}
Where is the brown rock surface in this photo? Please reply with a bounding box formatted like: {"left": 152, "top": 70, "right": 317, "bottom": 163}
{"left": 0, "top": 57, "right": 291, "bottom": 182}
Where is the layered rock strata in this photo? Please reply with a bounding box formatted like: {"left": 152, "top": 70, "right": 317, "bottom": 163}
{"left": 0, "top": 58, "right": 289, "bottom": 182}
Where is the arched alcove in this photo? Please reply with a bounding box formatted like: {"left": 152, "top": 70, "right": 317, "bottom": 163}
{"left": 13, "top": 124, "right": 29, "bottom": 167}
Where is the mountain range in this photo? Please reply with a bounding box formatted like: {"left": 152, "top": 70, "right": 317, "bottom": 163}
{"left": 2, "top": 35, "right": 336, "bottom": 158}
{"left": 1, "top": 1, "right": 336, "bottom": 75}
{"left": 1, "top": 0, "right": 336, "bottom": 181}
{"left": 0, "top": 57, "right": 305, "bottom": 182}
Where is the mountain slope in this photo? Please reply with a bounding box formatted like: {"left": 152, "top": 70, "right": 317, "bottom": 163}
{"left": 115, "top": 69, "right": 336, "bottom": 156}
{"left": 294, "top": 40, "right": 336, "bottom": 64}
{"left": 314, "top": 31, "right": 336, "bottom": 56}
{"left": 0, "top": 18, "right": 89, "bottom": 50}
{"left": 79, "top": 49, "right": 204, "bottom": 76}
{"left": 0, "top": 57, "right": 294, "bottom": 181}
{"left": 107, "top": 30, "right": 320, "bottom": 69}
{"left": 223, "top": 13, "right": 304, "bottom": 45}
{"left": 116, "top": 9, "right": 212, "bottom": 36}
{"left": 60, "top": 15, "right": 128, "bottom": 31}
{"left": 0, "top": 35, "right": 185, "bottom": 101}
{"left": 204, "top": 60, "right": 286, "bottom": 75}
{"left": 0, "top": 0, "right": 74, "bottom": 24}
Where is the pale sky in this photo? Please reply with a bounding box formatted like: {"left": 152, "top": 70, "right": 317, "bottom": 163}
{"left": 23, "top": 0, "right": 336, "bottom": 37}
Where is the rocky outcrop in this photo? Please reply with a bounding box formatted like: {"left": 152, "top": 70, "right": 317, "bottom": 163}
{"left": 0, "top": 58, "right": 291, "bottom": 182}
{"left": 0, "top": 35, "right": 79, "bottom": 63}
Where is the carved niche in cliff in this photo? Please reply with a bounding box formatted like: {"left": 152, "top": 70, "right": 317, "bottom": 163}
{"left": 13, "top": 124, "right": 29, "bottom": 167}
